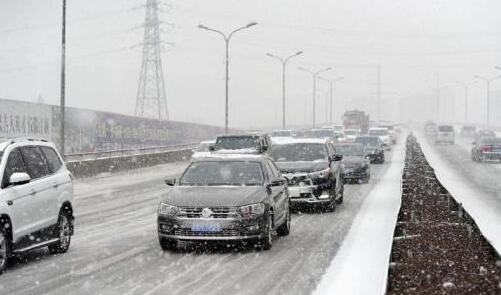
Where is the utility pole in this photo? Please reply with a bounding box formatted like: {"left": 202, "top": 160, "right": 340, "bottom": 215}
{"left": 135, "top": 0, "right": 169, "bottom": 120}
{"left": 199, "top": 22, "right": 258, "bottom": 133}
{"left": 298, "top": 66, "right": 331, "bottom": 128}
{"left": 60, "top": 0, "right": 66, "bottom": 157}
{"left": 430, "top": 74, "right": 447, "bottom": 122}
{"left": 455, "top": 81, "right": 477, "bottom": 123}
{"left": 266, "top": 51, "right": 303, "bottom": 129}
{"left": 475, "top": 74, "right": 501, "bottom": 126}
{"left": 318, "top": 76, "right": 344, "bottom": 126}
{"left": 376, "top": 64, "right": 381, "bottom": 121}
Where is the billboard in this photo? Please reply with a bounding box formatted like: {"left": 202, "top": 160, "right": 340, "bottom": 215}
{"left": 0, "top": 98, "right": 224, "bottom": 154}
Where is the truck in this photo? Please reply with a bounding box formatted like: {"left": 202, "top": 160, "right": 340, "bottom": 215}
{"left": 343, "top": 110, "right": 370, "bottom": 134}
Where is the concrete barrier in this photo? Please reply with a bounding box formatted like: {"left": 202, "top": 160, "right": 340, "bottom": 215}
{"left": 66, "top": 148, "right": 193, "bottom": 178}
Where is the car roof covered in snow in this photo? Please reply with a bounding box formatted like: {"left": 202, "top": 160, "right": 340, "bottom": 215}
{"left": 192, "top": 152, "right": 268, "bottom": 162}
{"left": 271, "top": 137, "right": 328, "bottom": 145}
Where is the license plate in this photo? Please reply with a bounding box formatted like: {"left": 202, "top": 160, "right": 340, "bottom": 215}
{"left": 191, "top": 223, "right": 222, "bottom": 232}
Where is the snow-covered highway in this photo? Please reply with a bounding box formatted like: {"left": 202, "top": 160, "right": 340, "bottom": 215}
{"left": 0, "top": 149, "right": 400, "bottom": 295}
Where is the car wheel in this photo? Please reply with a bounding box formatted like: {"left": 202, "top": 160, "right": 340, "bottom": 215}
{"left": 159, "top": 237, "right": 177, "bottom": 251}
{"left": 277, "top": 204, "right": 290, "bottom": 236}
{"left": 258, "top": 213, "right": 273, "bottom": 250}
{"left": 48, "top": 211, "right": 72, "bottom": 254}
{"left": 0, "top": 228, "right": 9, "bottom": 275}
{"left": 336, "top": 182, "right": 344, "bottom": 205}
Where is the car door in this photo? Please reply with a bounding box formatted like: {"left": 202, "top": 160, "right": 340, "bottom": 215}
{"left": 40, "top": 146, "right": 70, "bottom": 226}
{"left": 1, "top": 147, "right": 43, "bottom": 241}
{"left": 20, "top": 146, "right": 54, "bottom": 232}
{"left": 265, "top": 159, "right": 286, "bottom": 224}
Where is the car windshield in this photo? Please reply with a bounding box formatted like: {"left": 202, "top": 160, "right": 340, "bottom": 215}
{"left": 215, "top": 136, "right": 258, "bottom": 150}
{"left": 179, "top": 161, "right": 264, "bottom": 186}
{"left": 369, "top": 129, "right": 388, "bottom": 136}
{"left": 312, "top": 130, "right": 333, "bottom": 138}
{"left": 271, "top": 143, "right": 326, "bottom": 162}
{"left": 344, "top": 130, "right": 357, "bottom": 135}
{"left": 354, "top": 137, "right": 380, "bottom": 148}
{"left": 334, "top": 145, "right": 364, "bottom": 156}
{"left": 481, "top": 138, "right": 501, "bottom": 145}
{"left": 438, "top": 126, "right": 453, "bottom": 132}
{"left": 271, "top": 131, "right": 292, "bottom": 137}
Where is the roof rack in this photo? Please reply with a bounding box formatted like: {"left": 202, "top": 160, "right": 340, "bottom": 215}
{"left": 7, "top": 138, "right": 49, "bottom": 144}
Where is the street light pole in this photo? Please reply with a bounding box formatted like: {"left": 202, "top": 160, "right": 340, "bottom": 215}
{"left": 455, "top": 81, "right": 477, "bottom": 123}
{"left": 60, "top": 0, "right": 66, "bottom": 157}
{"left": 298, "top": 66, "right": 331, "bottom": 128}
{"left": 266, "top": 51, "right": 303, "bottom": 129}
{"left": 318, "top": 76, "right": 344, "bottom": 126}
{"left": 475, "top": 74, "right": 501, "bottom": 126}
{"left": 198, "top": 22, "right": 258, "bottom": 133}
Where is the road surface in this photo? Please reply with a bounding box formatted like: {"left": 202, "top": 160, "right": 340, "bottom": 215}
{"left": 0, "top": 153, "right": 396, "bottom": 295}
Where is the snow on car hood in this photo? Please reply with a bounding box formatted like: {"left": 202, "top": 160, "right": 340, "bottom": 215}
{"left": 275, "top": 161, "right": 329, "bottom": 174}
{"left": 160, "top": 186, "right": 266, "bottom": 207}
{"left": 342, "top": 156, "right": 366, "bottom": 167}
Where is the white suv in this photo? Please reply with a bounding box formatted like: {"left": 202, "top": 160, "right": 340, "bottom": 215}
{"left": 0, "top": 139, "right": 74, "bottom": 274}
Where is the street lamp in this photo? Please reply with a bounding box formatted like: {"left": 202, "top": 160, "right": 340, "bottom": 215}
{"left": 198, "top": 22, "right": 258, "bottom": 133}
{"left": 298, "top": 66, "right": 332, "bottom": 128}
{"left": 60, "top": 0, "right": 67, "bottom": 157}
{"left": 454, "top": 80, "right": 477, "bottom": 123}
{"left": 266, "top": 51, "right": 303, "bottom": 129}
{"left": 474, "top": 74, "right": 501, "bottom": 126}
{"left": 318, "top": 76, "right": 344, "bottom": 126}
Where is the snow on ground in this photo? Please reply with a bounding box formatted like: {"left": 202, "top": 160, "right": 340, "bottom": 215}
{"left": 415, "top": 132, "right": 501, "bottom": 255}
{"left": 313, "top": 136, "right": 406, "bottom": 295}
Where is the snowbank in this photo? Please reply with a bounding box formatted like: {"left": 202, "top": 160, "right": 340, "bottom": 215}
{"left": 416, "top": 132, "right": 501, "bottom": 255}
{"left": 313, "top": 140, "right": 406, "bottom": 295}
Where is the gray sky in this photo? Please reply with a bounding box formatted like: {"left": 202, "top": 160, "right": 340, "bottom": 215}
{"left": 1, "top": 0, "right": 501, "bottom": 128}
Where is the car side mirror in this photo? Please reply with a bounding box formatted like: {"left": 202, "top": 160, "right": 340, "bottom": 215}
{"left": 330, "top": 154, "right": 343, "bottom": 162}
{"left": 164, "top": 178, "right": 176, "bottom": 186}
{"left": 209, "top": 145, "right": 215, "bottom": 152}
{"left": 10, "top": 172, "right": 31, "bottom": 186}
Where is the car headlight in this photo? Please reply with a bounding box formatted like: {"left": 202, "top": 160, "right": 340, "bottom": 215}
{"left": 237, "top": 203, "right": 265, "bottom": 217}
{"left": 308, "top": 168, "right": 330, "bottom": 179}
{"left": 158, "top": 203, "right": 179, "bottom": 216}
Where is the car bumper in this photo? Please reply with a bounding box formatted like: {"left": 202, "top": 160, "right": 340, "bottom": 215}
{"left": 288, "top": 185, "right": 331, "bottom": 204}
{"left": 157, "top": 215, "right": 267, "bottom": 241}
{"left": 481, "top": 152, "right": 501, "bottom": 160}
{"left": 343, "top": 167, "right": 369, "bottom": 179}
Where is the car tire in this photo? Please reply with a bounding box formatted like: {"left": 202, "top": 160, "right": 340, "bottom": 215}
{"left": 48, "top": 211, "right": 72, "bottom": 254}
{"left": 258, "top": 213, "right": 273, "bottom": 250}
{"left": 159, "top": 237, "right": 177, "bottom": 251}
{"left": 277, "top": 204, "right": 290, "bottom": 236}
{"left": 336, "top": 182, "right": 344, "bottom": 205}
{"left": 0, "top": 227, "right": 10, "bottom": 275}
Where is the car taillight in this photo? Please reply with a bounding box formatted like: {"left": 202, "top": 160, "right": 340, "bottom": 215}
{"left": 480, "top": 145, "right": 493, "bottom": 152}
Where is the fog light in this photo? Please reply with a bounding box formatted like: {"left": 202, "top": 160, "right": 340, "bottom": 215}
{"left": 247, "top": 225, "right": 260, "bottom": 231}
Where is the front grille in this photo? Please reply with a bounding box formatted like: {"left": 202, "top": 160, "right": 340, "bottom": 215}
{"left": 178, "top": 207, "right": 238, "bottom": 219}
{"left": 174, "top": 229, "right": 240, "bottom": 237}
{"left": 287, "top": 175, "right": 312, "bottom": 186}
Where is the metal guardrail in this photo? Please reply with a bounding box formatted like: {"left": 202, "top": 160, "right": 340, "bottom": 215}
{"left": 65, "top": 143, "right": 198, "bottom": 162}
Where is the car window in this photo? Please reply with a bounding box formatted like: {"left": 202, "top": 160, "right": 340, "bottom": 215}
{"left": 40, "top": 146, "right": 63, "bottom": 174}
{"left": 21, "top": 146, "right": 50, "bottom": 180}
{"left": 266, "top": 159, "right": 281, "bottom": 180}
{"left": 2, "top": 148, "right": 29, "bottom": 188}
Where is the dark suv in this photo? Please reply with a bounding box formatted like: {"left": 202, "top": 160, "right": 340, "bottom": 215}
{"left": 157, "top": 154, "right": 290, "bottom": 251}
{"left": 270, "top": 138, "right": 344, "bottom": 211}
{"left": 354, "top": 136, "right": 385, "bottom": 164}
{"left": 212, "top": 134, "right": 271, "bottom": 154}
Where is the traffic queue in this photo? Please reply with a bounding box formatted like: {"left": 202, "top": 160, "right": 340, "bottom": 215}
{"left": 157, "top": 123, "right": 399, "bottom": 251}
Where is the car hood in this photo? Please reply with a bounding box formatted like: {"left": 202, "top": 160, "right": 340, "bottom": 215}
{"left": 275, "top": 161, "right": 329, "bottom": 173}
{"left": 160, "top": 186, "right": 266, "bottom": 207}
